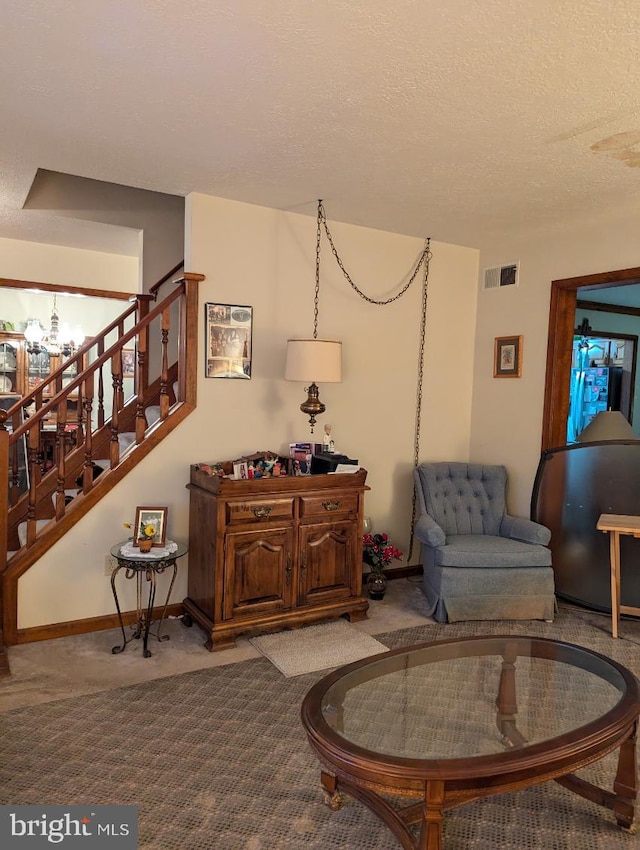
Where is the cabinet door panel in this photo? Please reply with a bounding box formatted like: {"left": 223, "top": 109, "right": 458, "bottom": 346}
{"left": 224, "top": 528, "right": 294, "bottom": 619}
{"left": 299, "top": 521, "right": 357, "bottom": 605}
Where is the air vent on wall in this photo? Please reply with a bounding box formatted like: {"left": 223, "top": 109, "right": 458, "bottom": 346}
{"left": 483, "top": 263, "right": 519, "bottom": 291}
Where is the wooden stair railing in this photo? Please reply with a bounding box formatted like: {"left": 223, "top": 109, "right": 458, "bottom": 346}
{"left": 0, "top": 272, "right": 202, "bottom": 672}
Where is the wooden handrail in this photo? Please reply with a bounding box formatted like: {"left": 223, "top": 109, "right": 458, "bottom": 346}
{"left": 5, "top": 300, "right": 138, "bottom": 417}
{"left": 149, "top": 260, "right": 185, "bottom": 299}
{"left": 10, "top": 285, "right": 186, "bottom": 441}
{"left": 2, "top": 272, "right": 202, "bottom": 528}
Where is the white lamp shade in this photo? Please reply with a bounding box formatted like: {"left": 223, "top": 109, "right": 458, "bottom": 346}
{"left": 578, "top": 410, "right": 639, "bottom": 442}
{"left": 285, "top": 339, "right": 342, "bottom": 383}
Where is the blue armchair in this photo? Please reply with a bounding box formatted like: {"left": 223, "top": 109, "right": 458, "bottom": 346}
{"left": 414, "top": 462, "right": 555, "bottom": 623}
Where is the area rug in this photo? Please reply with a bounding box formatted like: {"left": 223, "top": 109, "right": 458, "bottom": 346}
{"left": 2, "top": 607, "right": 639, "bottom": 849}
{"left": 249, "top": 619, "right": 388, "bottom": 676}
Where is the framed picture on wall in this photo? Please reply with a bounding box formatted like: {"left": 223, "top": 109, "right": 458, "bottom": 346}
{"left": 494, "top": 335, "right": 523, "bottom": 378}
{"left": 205, "top": 303, "right": 253, "bottom": 379}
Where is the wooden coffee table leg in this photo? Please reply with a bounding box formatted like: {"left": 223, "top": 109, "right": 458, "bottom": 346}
{"left": 321, "top": 770, "right": 344, "bottom": 810}
{"left": 613, "top": 721, "right": 638, "bottom": 831}
{"left": 418, "top": 780, "right": 444, "bottom": 850}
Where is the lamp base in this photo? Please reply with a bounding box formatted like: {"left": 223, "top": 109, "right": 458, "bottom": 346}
{"left": 300, "top": 383, "right": 325, "bottom": 432}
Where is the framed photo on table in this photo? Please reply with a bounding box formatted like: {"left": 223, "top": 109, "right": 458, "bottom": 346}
{"left": 494, "top": 335, "right": 523, "bottom": 378}
{"left": 134, "top": 506, "right": 168, "bottom": 548}
{"left": 205, "top": 302, "right": 253, "bottom": 379}
{"left": 122, "top": 348, "right": 136, "bottom": 379}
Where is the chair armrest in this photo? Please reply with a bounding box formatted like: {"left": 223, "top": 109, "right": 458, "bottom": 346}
{"left": 500, "top": 515, "right": 551, "bottom": 546}
{"left": 414, "top": 514, "right": 446, "bottom": 547}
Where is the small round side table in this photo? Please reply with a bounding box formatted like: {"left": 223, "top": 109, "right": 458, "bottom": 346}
{"left": 109, "top": 539, "right": 188, "bottom": 658}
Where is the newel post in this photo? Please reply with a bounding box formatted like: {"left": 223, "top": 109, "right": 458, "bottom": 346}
{"left": 177, "top": 273, "right": 204, "bottom": 407}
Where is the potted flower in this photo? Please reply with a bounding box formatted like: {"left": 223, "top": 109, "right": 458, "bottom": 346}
{"left": 362, "top": 532, "right": 403, "bottom": 600}
{"left": 124, "top": 520, "right": 156, "bottom": 552}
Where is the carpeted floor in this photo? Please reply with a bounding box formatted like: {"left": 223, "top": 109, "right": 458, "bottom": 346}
{"left": 1, "top": 606, "right": 639, "bottom": 849}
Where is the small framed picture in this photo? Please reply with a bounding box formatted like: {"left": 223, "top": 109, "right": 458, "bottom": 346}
{"left": 205, "top": 302, "right": 253, "bottom": 379}
{"left": 134, "top": 506, "right": 168, "bottom": 547}
{"left": 233, "top": 461, "right": 249, "bottom": 480}
{"left": 494, "top": 336, "right": 523, "bottom": 378}
{"left": 122, "top": 348, "right": 136, "bottom": 379}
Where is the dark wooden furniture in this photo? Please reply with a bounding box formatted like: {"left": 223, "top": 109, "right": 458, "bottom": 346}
{"left": 301, "top": 635, "right": 640, "bottom": 850}
{"left": 183, "top": 467, "right": 369, "bottom": 651}
{"left": 532, "top": 441, "right": 640, "bottom": 617}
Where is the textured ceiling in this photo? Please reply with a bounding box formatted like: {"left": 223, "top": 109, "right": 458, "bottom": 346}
{"left": 1, "top": 0, "right": 640, "bottom": 255}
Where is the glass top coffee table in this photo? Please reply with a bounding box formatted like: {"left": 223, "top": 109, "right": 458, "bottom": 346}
{"left": 301, "top": 635, "right": 640, "bottom": 850}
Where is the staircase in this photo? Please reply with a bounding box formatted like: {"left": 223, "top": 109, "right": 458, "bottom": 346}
{"left": 0, "top": 270, "right": 203, "bottom": 676}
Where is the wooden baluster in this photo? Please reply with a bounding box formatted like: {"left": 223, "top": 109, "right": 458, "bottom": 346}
{"left": 54, "top": 399, "right": 67, "bottom": 519}
{"left": 74, "top": 351, "right": 84, "bottom": 440}
{"left": 81, "top": 392, "right": 95, "bottom": 494}
{"left": 96, "top": 337, "right": 105, "bottom": 428}
{"left": 135, "top": 328, "right": 148, "bottom": 443}
{"left": 8, "top": 410, "right": 20, "bottom": 505}
{"left": 110, "top": 350, "right": 123, "bottom": 468}
{"left": 159, "top": 306, "right": 170, "bottom": 421}
{"left": 26, "top": 422, "right": 41, "bottom": 546}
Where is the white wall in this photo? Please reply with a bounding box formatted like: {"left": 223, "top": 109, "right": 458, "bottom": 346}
{"left": 0, "top": 237, "right": 138, "bottom": 291}
{"left": 471, "top": 198, "right": 640, "bottom": 517}
{"left": 18, "top": 195, "right": 479, "bottom": 630}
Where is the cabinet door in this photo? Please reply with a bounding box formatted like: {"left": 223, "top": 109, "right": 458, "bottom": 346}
{"left": 298, "top": 521, "right": 358, "bottom": 606}
{"left": 0, "top": 334, "right": 24, "bottom": 396}
{"left": 223, "top": 527, "right": 294, "bottom": 620}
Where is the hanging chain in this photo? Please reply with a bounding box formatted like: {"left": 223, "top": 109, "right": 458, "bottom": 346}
{"left": 318, "top": 200, "right": 429, "bottom": 305}
{"left": 315, "top": 199, "right": 432, "bottom": 565}
{"left": 407, "top": 237, "right": 432, "bottom": 562}
{"left": 314, "top": 201, "right": 322, "bottom": 339}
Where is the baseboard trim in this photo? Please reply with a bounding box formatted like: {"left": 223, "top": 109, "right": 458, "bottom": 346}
{"left": 17, "top": 566, "right": 424, "bottom": 645}
{"left": 362, "top": 564, "right": 422, "bottom": 582}
{"left": 16, "top": 603, "right": 185, "bottom": 645}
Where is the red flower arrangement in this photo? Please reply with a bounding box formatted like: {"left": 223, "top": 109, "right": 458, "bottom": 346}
{"left": 362, "top": 532, "right": 403, "bottom": 572}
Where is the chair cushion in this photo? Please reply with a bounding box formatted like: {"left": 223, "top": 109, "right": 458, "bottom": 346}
{"left": 434, "top": 534, "right": 552, "bottom": 568}
{"left": 416, "top": 462, "right": 507, "bottom": 536}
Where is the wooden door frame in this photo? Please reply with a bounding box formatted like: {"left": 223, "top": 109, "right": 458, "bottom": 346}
{"left": 542, "top": 266, "right": 640, "bottom": 451}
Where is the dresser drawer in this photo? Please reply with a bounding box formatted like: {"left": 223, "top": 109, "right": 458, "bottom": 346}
{"left": 300, "top": 492, "right": 358, "bottom": 519}
{"left": 226, "top": 498, "right": 294, "bottom": 525}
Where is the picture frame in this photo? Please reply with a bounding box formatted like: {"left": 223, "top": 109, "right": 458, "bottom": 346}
{"left": 133, "top": 506, "right": 168, "bottom": 547}
{"left": 232, "top": 460, "right": 249, "bottom": 480}
{"left": 122, "top": 348, "right": 136, "bottom": 379}
{"left": 205, "top": 302, "right": 253, "bottom": 379}
{"left": 494, "top": 335, "right": 523, "bottom": 378}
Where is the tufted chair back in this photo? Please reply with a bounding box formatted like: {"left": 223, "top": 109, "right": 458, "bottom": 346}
{"left": 415, "top": 462, "right": 507, "bottom": 537}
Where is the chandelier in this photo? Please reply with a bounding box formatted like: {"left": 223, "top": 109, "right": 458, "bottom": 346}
{"left": 23, "top": 295, "right": 84, "bottom": 357}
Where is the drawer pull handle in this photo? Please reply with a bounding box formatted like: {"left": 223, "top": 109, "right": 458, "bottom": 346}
{"left": 252, "top": 506, "right": 272, "bottom": 518}
{"left": 322, "top": 500, "right": 341, "bottom": 512}
{"left": 286, "top": 554, "right": 292, "bottom": 585}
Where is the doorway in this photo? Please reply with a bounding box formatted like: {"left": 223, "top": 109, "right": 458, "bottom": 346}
{"left": 542, "top": 266, "right": 640, "bottom": 450}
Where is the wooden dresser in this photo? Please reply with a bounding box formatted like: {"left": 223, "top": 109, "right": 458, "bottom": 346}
{"left": 184, "top": 466, "right": 370, "bottom": 650}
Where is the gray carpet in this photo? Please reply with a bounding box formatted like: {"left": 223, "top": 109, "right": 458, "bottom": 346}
{"left": 1, "top": 606, "right": 639, "bottom": 849}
